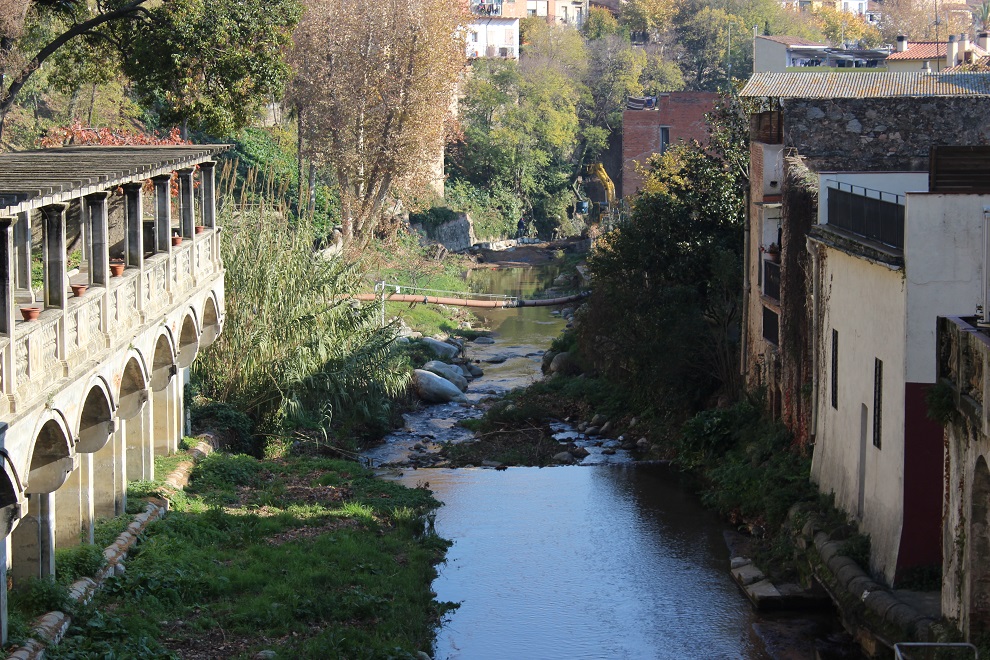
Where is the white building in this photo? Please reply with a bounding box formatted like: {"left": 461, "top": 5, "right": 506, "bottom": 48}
{"left": 467, "top": 17, "right": 520, "bottom": 59}
{"left": 808, "top": 169, "right": 990, "bottom": 583}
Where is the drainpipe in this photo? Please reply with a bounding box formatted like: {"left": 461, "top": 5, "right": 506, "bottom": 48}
{"left": 740, "top": 185, "right": 751, "bottom": 387}
{"left": 809, "top": 238, "right": 820, "bottom": 441}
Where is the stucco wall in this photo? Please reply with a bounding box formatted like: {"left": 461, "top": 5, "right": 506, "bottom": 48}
{"left": 783, "top": 98, "right": 990, "bottom": 172}
{"left": 812, "top": 248, "right": 907, "bottom": 584}
{"left": 754, "top": 38, "right": 789, "bottom": 73}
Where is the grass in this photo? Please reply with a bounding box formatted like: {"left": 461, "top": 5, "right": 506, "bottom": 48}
{"left": 46, "top": 453, "right": 453, "bottom": 659}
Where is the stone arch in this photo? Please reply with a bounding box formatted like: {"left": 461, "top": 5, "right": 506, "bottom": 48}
{"left": 970, "top": 455, "right": 990, "bottom": 635}
{"left": 76, "top": 377, "right": 115, "bottom": 453}
{"left": 25, "top": 413, "right": 74, "bottom": 495}
{"left": 150, "top": 330, "right": 177, "bottom": 392}
{"left": 176, "top": 310, "right": 200, "bottom": 368}
{"left": 0, "top": 452, "right": 23, "bottom": 537}
{"left": 117, "top": 354, "right": 149, "bottom": 420}
{"left": 199, "top": 293, "right": 221, "bottom": 348}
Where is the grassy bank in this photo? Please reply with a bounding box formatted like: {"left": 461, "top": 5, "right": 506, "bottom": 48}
{"left": 40, "top": 453, "right": 452, "bottom": 659}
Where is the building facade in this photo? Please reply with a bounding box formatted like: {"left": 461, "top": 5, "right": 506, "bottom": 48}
{"left": 0, "top": 145, "right": 227, "bottom": 642}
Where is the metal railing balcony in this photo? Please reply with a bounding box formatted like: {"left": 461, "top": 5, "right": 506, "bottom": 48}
{"left": 471, "top": 0, "right": 503, "bottom": 15}
{"left": 763, "top": 259, "right": 781, "bottom": 301}
{"left": 825, "top": 180, "right": 905, "bottom": 249}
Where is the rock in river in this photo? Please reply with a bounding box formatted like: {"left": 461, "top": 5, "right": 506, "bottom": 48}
{"left": 552, "top": 451, "right": 575, "bottom": 464}
{"left": 413, "top": 369, "right": 468, "bottom": 403}
{"left": 423, "top": 360, "right": 469, "bottom": 391}
{"left": 421, "top": 337, "right": 460, "bottom": 359}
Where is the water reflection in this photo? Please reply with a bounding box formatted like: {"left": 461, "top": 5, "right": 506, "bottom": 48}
{"left": 394, "top": 466, "right": 767, "bottom": 660}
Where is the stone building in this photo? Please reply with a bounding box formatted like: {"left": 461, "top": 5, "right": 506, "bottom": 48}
{"left": 0, "top": 144, "right": 227, "bottom": 643}
{"left": 739, "top": 72, "right": 990, "bottom": 585}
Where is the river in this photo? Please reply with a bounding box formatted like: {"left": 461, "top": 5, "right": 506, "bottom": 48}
{"left": 368, "top": 257, "right": 839, "bottom": 659}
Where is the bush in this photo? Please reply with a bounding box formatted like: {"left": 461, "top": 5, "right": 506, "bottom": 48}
{"left": 55, "top": 544, "right": 107, "bottom": 585}
{"left": 191, "top": 400, "right": 257, "bottom": 454}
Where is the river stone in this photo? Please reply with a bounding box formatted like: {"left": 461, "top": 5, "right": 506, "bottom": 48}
{"left": 636, "top": 437, "right": 649, "bottom": 449}
{"left": 549, "top": 351, "right": 579, "bottom": 375}
{"left": 467, "top": 363, "right": 484, "bottom": 377}
{"left": 423, "top": 360, "right": 469, "bottom": 391}
{"left": 570, "top": 446, "right": 590, "bottom": 459}
{"left": 599, "top": 421, "right": 613, "bottom": 436}
{"left": 585, "top": 426, "right": 601, "bottom": 436}
{"left": 421, "top": 337, "right": 460, "bottom": 359}
{"left": 542, "top": 350, "right": 558, "bottom": 374}
{"left": 591, "top": 414, "right": 606, "bottom": 426}
{"left": 482, "top": 460, "right": 504, "bottom": 468}
{"left": 552, "top": 451, "right": 575, "bottom": 464}
{"left": 457, "top": 364, "right": 474, "bottom": 379}
{"left": 412, "top": 369, "right": 468, "bottom": 403}
{"left": 474, "top": 336, "right": 495, "bottom": 344}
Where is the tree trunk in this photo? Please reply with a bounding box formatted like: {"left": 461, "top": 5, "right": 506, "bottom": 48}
{"left": 307, "top": 161, "right": 317, "bottom": 216}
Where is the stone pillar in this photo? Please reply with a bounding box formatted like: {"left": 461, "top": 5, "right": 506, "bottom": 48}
{"left": 86, "top": 192, "right": 110, "bottom": 287}
{"left": 93, "top": 420, "right": 124, "bottom": 518}
{"left": 13, "top": 211, "right": 30, "bottom": 296}
{"left": 1, "top": 218, "right": 12, "bottom": 337}
{"left": 152, "top": 175, "right": 173, "bottom": 254}
{"left": 153, "top": 385, "right": 172, "bottom": 457}
{"left": 54, "top": 462, "right": 87, "bottom": 547}
{"left": 41, "top": 204, "right": 67, "bottom": 310}
{"left": 171, "top": 373, "right": 183, "bottom": 452}
{"left": 178, "top": 169, "right": 195, "bottom": 239}
{"left": 0, "top": 540, "right": 8, "bottom": 645}
{"left": 10, "top": 494, "right": 54, "bottom": 585}
{"left": 80, "top": 454, "right": 94, "bottom": 544}
{"left": 125, "top": 401, "right": 152, "bottom": 482}
{"left": 200, "top": 162, "right": 216, "bottom": 229}
{"left": 123, "top": 183, "right": 144, "bottom": 270}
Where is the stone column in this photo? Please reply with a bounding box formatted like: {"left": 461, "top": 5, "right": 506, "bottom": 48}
{"left": 200, "top": 162, "right": 216, "bottom": 229}
{"left": 123, "top": 183, "right": 144, "bottom": 270}
{"left": 93, "top": 420, "right": 123, "bottom": 518}
{"left": 41, "top": 204, "right": 67, "bottom": 310}
{"left": 10, "top": 494, "right": 54, "bottom": 584}
{"left": 0, "top": 539, "right": 9, "bottom": 645}
{"left": 125, "top": 401, "right": 151, "bottom": 482}
{"left": 0, "top": 219, "right": 11, "bottom": 400}
{"left": 80, "top": 454, "right": 94, "bottom": 544}
{"left": 12, "top": 211, "right": 30, "bottom": 297}
{"left": 178, "top": 169, "right": 195, "bottom": 239}
{"left": 153, "top": 384, "right": 172, "bottom": 457}
{"left": 171, "top": 372, "right": 183, "bottom": 452}
{"left": 152, "top": 175, "right": 173, "bottom": 254}
{"left": 86, "top": 192, "right": 110, "bottom": 288}
{"left": 54, "top": 463, "right": 86, "bottom": 547}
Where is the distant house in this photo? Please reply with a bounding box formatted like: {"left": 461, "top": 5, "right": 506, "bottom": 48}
{"left": 466, "top": 17, "right": 520, "bottom": 59}
{"left": 886, "top": 34, "right": 990, "bottom": 72}
{"left": 620, "top": 92, "right": 718, "bottom": 199}
{"left": 753, "top": 34, "right": 889, "bottom": 73}
{"left": 739, "top": 71, "right": 990, "bottom": 585}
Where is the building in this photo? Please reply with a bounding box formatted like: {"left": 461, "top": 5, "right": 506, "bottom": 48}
{"left": 885, "top": 34, "right": 990, "bottom": 72}
{"left": 739, "top": 71, "right": 990, "bottom": 584}
{"left": 469, "top": 0, "right": 588, "bottom": 25}
{"left": 467, "top": 17, "right": 520, "bottom": 59}
{"left": 620, "top": 92, "right": 718, "bottom": 199}
{"left": 753, "top": 34, "right": 889, "bottom": 73}
{"left": 0, "top": 145, "right": 227, "bottom": 642}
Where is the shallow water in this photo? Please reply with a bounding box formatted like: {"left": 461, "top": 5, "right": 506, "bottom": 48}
{"left": 393, "top": 465, "right": 767, "bottom": 660}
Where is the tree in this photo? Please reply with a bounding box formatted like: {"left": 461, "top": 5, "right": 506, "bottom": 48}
{"left": 813, "top": 6, "right": 881, "bottom": 47}
{"left": 0, "top": 0, "right": 298, "bottom": 139}
{"left": 620, "top": 0, "right": 681, "bottom": 41}
{"left": 582, "top": 7, "right": 626, "bottom": 41}
{"left": 289, "top": 0, "right": 466, "bottom": 246}
{"left": 675, "top": 7, "right": 750, "bottom": 89}
{"left": 586, "top": 35, "right": 647, "bottom": 131}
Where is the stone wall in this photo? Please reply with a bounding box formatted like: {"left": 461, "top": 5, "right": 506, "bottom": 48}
{"left": 414, "top": 212, "right": 477, "bottom": 253}
{"left": 783, "top": 97, "right": 990, "bottom": 172}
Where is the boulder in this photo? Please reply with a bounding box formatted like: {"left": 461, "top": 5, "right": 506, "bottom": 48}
{"left": 570, "top": 446, "right": 590, "bottom": 459}
{"left": 467, "top": 363, "right": 484, "bottom": 377}
{"left": 421, "top": 337, "right": 460, "bottom": 360}
{"left": 552, "top": 451, "right": 575, "bottom": 464}
{"left": 549, "top": 351, "right": 580, "bottom": 375}
{"left": 599, "top": 421, "right": 613, "bottom": 436}
{"left": 412, "top": 369, "right": 468, "bottom": 403}
{"left": 591, "top": 414, "right": 606, "bottom": 426}
{"left": 473, "top": 336, "right": 495, "bottom": 345}
{"left": 542, "top": 350, "right": 558, "bottom": 374}
{"left": 423, "top": 360, "right": 469, "bottom": 392}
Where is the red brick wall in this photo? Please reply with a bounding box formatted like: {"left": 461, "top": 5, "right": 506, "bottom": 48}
{"left": 620, "top": 92, "right": 718, "bottom": 199}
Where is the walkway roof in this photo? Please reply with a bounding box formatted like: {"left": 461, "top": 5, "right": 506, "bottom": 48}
{"left": 0, "top": 144, "right": 230, "bottom": 216}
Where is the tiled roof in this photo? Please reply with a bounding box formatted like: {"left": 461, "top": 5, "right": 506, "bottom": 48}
{"left": 757, "top": 35, "right": 826, "bottom": 47}
{"left": 888, "top": 41, "right": 989, "bottom": 60}
{"left": 0, "top": 145, "right": 230, "bottom": 216}
{"left": 739, "top": 71, "right": 990, "bottom": 98}
{"left": 946, "top": 55, "right": 990, "bottom": 72}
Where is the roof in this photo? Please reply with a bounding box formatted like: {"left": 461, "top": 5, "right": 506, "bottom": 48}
{"left": 946, "top": 55, "right": 990, "bottom": 72}
{"left": 888, "top": 41, "right": 988, "bottom": 60}
{"left": 757, "top": 35, "right": 827, "bottom": 47}
{"left": 0, "top": 144, "right": 230, "bottom": 216}
{"left": 739, "top": 71, "right": 990, "bottom": 98}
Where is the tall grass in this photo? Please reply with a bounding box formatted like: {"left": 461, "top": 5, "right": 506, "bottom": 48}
{"left": 192, "top": 165, "right": 409, "bottom": 441}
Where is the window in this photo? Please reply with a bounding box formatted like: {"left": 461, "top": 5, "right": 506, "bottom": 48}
{"left": 762, "top": 307, "right": 779, "bottom": 345}
{"left": 873, "top": 358, "right": 883, "bottom": 448}
{"left": 831, "top": 329, "right": 838, "bottom": 409}
{"left": 659, "top": 127, "right": 670, "bottom": 155}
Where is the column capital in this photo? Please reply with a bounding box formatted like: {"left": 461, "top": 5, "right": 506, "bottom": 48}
{"left": 85, "top": 191, "right": 111, "bottom": 201}
{"left": 198, "top": 160, "right": 216, "bottom": 171}
{"left": 150, "top": 174, "right": 172, "bottom": 184}
{"left": 40, "top": 203, "right": 67, "bottom": 218}
{"left": 176, "top": 167, "right": 195, "bottom": 176}
{"left": 0, "top": 216, "right": 12, "bottom": 229}
{"left": 121, "top": 182, "right": 144, "bottom": 193}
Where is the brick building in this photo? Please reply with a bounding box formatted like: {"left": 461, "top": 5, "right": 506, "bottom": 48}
{"left": 620, "top": 92, "right": 718, "bottom": 199}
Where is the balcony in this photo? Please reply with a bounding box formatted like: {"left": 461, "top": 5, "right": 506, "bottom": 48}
{"left": 825, "top": 180, "right": 905, "bottom": 249}
{"left": 471, "top": 0, "right": 503, "bottom": 15}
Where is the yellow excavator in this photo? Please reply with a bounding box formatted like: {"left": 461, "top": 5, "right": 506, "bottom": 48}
{"left": 588, "top": 162, "right": 615, "bottom": 207}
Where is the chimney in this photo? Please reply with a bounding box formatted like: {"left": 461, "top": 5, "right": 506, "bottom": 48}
{"left": 896, "top": 35, "right": 908, "bottom": 52}
{"left": 960, "top": 32, "right": 970, "bottom": 63}
{"left": 947, "top": 34, "right": 958, "bottom": 68}
{"left": 979, "top": 32, "right": 990, "bottom": 52}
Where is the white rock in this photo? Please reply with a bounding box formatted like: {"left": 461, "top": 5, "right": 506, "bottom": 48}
{"left": 423, "top": 360, "right": 469, "bottom": 392}
{"left": 421, "top": 337, "right": 459, "bottom": 359}
{"left": 413, "top": 369, "right": 468, "bottom": 403}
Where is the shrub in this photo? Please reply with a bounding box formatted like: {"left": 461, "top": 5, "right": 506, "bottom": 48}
{"left": 54, "top": 544, "right": 107, "bottom": 585}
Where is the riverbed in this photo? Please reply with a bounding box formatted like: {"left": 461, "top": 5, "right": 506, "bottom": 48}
{"left": 367, "top": 254, "right": 847, "bottom": 659}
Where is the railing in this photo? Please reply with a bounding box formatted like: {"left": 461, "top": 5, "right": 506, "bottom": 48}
{"left": 763, "top": 259, "right": 781, "bottom": 301}
{"left": 826, "top": 181, "right": 905, "bottom": 249}
{"left": 471, "top": 0, "right": 503, "bottom": 15}
{"left": 4, "top": 227, "right": 221, "bottom": 406}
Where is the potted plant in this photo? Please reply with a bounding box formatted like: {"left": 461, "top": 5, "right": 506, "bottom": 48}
{"left": 172, "top": 234, "right": 183, "bottom": 247}
{"left": 195, "top": 224, "right": 206, "bottom": 234}
{"left": 20, "top": 306, "right": 41, "bottom": 321}
{"left": 764, "top": 243, "right": 781, "bottom": 263}
{"left": 70, "top": 283, "right": 88, "bottom": 297}
{"left": 109, "top": 259, "right": 125, "bottom": 277}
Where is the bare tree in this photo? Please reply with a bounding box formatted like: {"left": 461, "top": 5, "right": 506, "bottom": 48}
{"left": 289, "top": 0, "right": 466, "bottom": 246}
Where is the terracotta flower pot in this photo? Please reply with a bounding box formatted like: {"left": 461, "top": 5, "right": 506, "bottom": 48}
{"left": 195, "top": 225, "right": 206, "bottom": 234}
{"left": 20, "top": 307, "right": 41, "bottom": 321}
{"left": 172, "top": 235, "right": 183, "bottom": 247}
{"left": 109, "top": 260, "right": 125, "bottom": 277}
{"left": 70, "top": 284, "right": 88, "bottom": 298}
